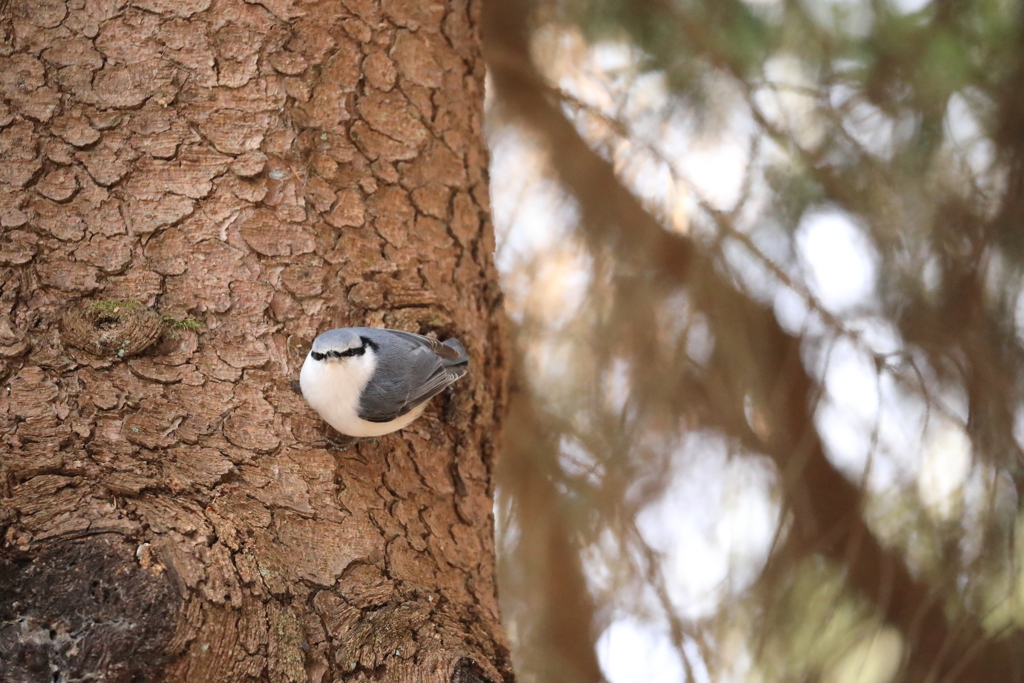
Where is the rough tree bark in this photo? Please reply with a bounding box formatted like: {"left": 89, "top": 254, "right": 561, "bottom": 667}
{"left": 0, "top": 0, "right": 511, "bottom": 681}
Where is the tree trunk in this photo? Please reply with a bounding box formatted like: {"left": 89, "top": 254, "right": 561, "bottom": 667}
{"left": 0, "top": 0, "right": 511, "bottom": 681}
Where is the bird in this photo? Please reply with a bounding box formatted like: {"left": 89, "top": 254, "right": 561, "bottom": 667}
{"left": 299, "top": 327, "right": 469, "bottom": 437}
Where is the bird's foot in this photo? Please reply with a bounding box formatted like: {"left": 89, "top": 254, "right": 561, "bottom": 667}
{"left": 324, "top": 434, "right": 383, "bottom": 451}
{"left": 325, "top": 434, "right": 359, "bottom": 451}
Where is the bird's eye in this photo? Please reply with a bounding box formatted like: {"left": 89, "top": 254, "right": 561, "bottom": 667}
{"left": 311, "top": 351, "right": 325, "bottom": 361}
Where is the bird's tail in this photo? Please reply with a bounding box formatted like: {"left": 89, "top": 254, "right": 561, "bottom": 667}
{"left": 442, "top": 338, "right": 469, "bottom": 366}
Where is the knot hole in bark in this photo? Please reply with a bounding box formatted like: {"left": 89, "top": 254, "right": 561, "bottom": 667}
{"left": 60, "top": 299, "right": 164, "bottom": 359}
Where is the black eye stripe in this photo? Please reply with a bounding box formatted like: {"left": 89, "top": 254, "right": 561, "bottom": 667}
{"left": 311, "top": 339, "right": 372, "bottom": 360}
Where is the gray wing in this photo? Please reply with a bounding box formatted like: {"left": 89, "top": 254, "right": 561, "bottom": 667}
{"left": 356, "top": 329, "right": 469, "bottom": 423}
{"left": 377, "top": 329, "right": 465, "bottom": 361}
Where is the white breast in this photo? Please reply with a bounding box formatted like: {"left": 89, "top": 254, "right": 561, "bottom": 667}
{"left": 298, "top": 350, "right": 427, "bottom": 437}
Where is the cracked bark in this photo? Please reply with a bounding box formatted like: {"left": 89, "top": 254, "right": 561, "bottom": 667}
{"left": 0, "top": 0, "right": 512, "bottom": 681}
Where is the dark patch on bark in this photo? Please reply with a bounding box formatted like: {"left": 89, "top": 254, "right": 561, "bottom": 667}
{"left": 0, "top": 533, "right": 179, "bottom": 683}
{"left": 451, "top": 657, "right": 496, "bottom": 683}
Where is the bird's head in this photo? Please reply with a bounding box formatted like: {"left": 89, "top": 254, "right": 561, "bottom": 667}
{"left": 309, "top": 329, "right": 371, "bottom": 362}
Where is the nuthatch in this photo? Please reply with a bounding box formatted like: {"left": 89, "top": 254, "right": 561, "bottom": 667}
{"left": 300, "top": 327, "right": 469, "bottom": 437}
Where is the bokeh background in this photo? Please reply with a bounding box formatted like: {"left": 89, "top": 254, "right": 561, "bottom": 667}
{"left": 481, "top": 1, "right": 1024, "bottom": 681}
